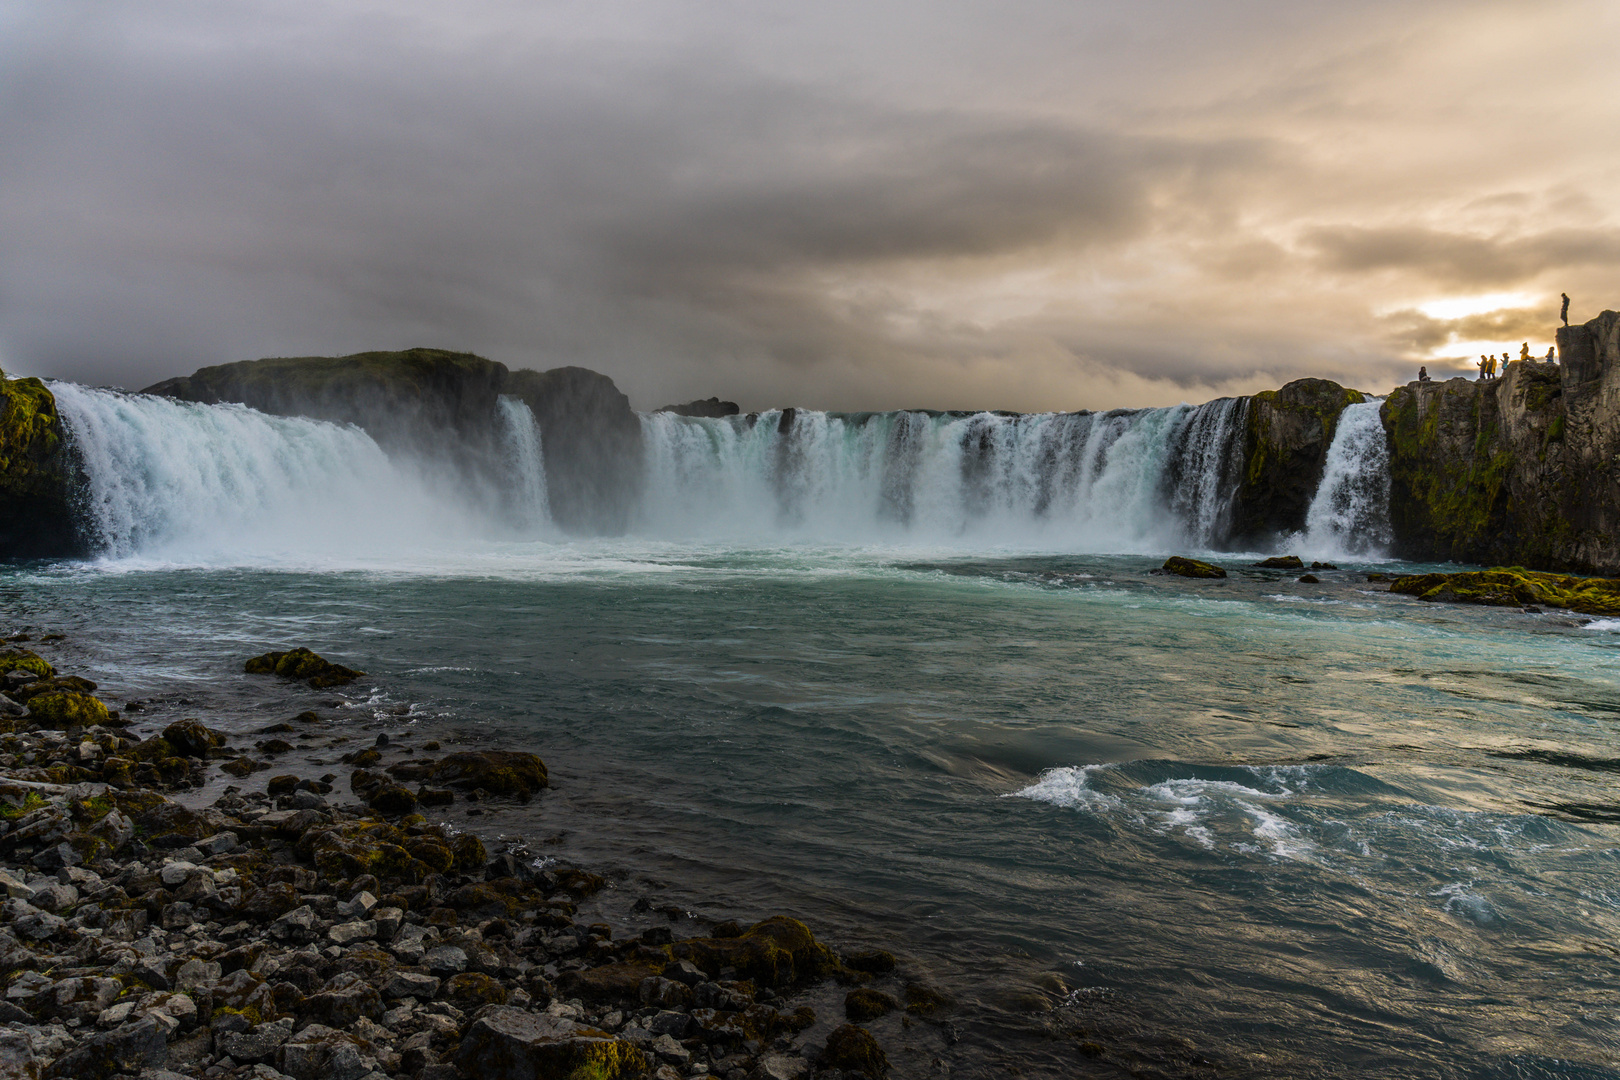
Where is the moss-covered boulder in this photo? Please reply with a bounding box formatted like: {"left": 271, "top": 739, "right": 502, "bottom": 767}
{"left": 672, "top": 915, "right": 845, "bottom": 989}
{"left": 0, "top": 648, "right": 54, "bottom": 679}
{"left": 1389, "top": 568, "right": 1620, "bottom": 614}
{"left": 453, "top": 1007, "right": 648, "bottom": 1080}
{"left": 161, "top": 719, "right": 227, "bottom": 757}
{"left": 10, "top": 674, "right": 94, "bottom": 702}
{"left": 430, "top": 751, "right": 547, "bottom": 797}
{"left": 1229, "top": 378, "right": 1366, "bottom": 547}
{"left": 844, "top": 987, "right": 899, "bottom": 1022}
{"left": 25, "top": 691, "right": 110, "bottom": 729}
{"left": 556, "top": 961, "right": 666, "bottom": 1004}
{"left": 299, "top": 821, "right": 428, "bottom": 885}
{"left": 822, "top": 1024, "right": 889, "bottom": 1078}
{"left": 244, "top": 648, "right": 365, "bottom": 689}
{"left": 441, "top": 972, "right": 508, "bottom": 1011}
{"left": 1162, "top": 556, "right": 1226, "bottom": 579}
{"left": 0, "top": 369, "right": 79, "bottom": 559}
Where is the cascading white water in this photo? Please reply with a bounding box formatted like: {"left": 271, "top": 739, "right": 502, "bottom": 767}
{"left": 52, "top": 383, "right": 473, "bottom": 562}
{"left": 635, "top": 399, "right": 1250, "bottom": 550}
{"left": 1298, "top": 400, "right": 1392, "bottom": 559}
{"left": 495, "top": 396, "right": 551, "bottom": 533}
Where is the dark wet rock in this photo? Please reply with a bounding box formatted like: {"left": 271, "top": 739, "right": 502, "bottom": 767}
{"left": 842, "top": 949, "right": 897, "bottom": 974}
{"left": 453, "top": 1006, "right": 648, "bottom": 1080}
{"left": 430, "top": 752, "right": 547, "bottom": 797}
{"left": 1230, "top": 378, "right": 1367, "bottom": 548}
{"left": 903, "top": 981, "right": 954, "bottom": 1016}
{"left": 1311, "top": 561, "right": 1338, "bottom": 570}
{"left": 1298, "top": 574, "right": 1320, "bottom": 583}
{"left": 276, "top": 1023, "right": 377, "bottom": 1080}
{"left": 216, "top": 1019, "right": 295, "bottom": 1065}
{"left": 657, "top": 397, "right": 741, "bottom": 418}
{"left": 244, "top": 648, "right": 365, "bottom": 690}
{"left": 820, "top": 1024, "right": 889, "bottom": 1078}
{"left": 366, "top": 782, "right": 417, "bottom": 817}
{"left": 1254, "top": 555, "right": 1304, "bottom": 569}
{"left": 1161, "top": 556, "right": 1226, "bottom": 579}
{"left": 672, "top": 916, "right": 844, "bottom": 989}
{"left": 160, "top": 719, "right": 226, "bottom": 757}
{"left": 44, "top": 1018, "right": 168, "bottom": 1080}
{"left": 843, "top": 988, "right": 899, "bottom": 1022}
{"left": 442, "top": 972, "right": 507, "bottom": 1011}
{"left": 381, "top": 971, "right": 440, "bottom": 1000}
{"left": 1367, "top": 572, "right": 1392, "bottom": 582}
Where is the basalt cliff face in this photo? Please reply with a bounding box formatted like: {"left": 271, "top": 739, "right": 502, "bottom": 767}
{"left": 1380, "top": 310, "right": 1620, "bottom": 574}
{"left": 1227, "top": 378, "right": 1367, "bottom": 548}
{"left": 0, "top": 368, "right": 79, "bottom": 558}
{"left": 144, "top": 350, "right": 644, "bottom": 535}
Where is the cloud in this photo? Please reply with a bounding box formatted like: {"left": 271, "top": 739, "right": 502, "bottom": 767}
{"left": 0, "top": 0, "right": 1616, "bottom": 410}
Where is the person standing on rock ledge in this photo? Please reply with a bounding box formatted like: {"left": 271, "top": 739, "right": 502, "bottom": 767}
{"left": 1562, "top": 293, "right": 1571, "bottom": 326}
{"left": 1520, "top": 342, "right": 1531, "bottom": 362}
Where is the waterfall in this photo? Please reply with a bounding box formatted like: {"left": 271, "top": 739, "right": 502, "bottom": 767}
{"left": 635, "top": 400, "right": 1251, "bottom": 550}
{"left": 52, "top": 383, "right": 470, "bottom": 561}
{"left": 1298, "top": 400, "right": 1392, "bottom": 559}
{"left": 495, "top": 396, "right": 551, "bottom": 533}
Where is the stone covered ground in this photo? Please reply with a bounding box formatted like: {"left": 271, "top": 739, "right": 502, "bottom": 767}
{"left": 0, "top": 641, "right": 943, "bottom": 1080}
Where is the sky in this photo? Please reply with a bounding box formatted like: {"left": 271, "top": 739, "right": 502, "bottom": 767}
{"left": 3, "top": 0, "right": 1618, "bottom": 412}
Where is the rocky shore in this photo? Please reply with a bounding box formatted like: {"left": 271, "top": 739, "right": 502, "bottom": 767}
{"left": 0, "top": 643, "right": 923, "bottom": 1080}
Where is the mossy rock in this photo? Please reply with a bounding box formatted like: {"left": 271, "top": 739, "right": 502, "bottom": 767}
{"left": 0, "top": 372, "right": 77, "bottom": 559}
{"left": 0, "top": 648, "right": 54, "bottom": 679}
{"left": 24, "top": 691, "right": 110, "bottom": 729}
{"left": 1162, "top": 556, "right": 1225, "bottom": 579}
{"left": 844, "top": 987, "right": 900, "bottom": 1022}
{"left": 302, "top": 821, "right": 428, "bottom": 884}
{"left": 673, "top": 915, "right": 844, "bottom": 989}
{"left": 10, "top": 674, "right": 96, "bottom": 703}
{"left": 220, "top": 757, "right": 267, "bottom": 778}
{"left": 822, "top": 1024, "right": 890, "bottom": 1078}
{"left": 903, "top": 981, "right": 954, "bottom": 1016}
{"left": 134, "top": 801, "right": 216, "bottom": 843}
{"left": 843, "top": 949, "right": 897, "bottom": 974}
{"left": 243, "top": 647, "right": 365, "bottom": 689}
{"left": 367, "top": 783, "right": 418, "bottom": 817}
{"left": 161, "top": 719, "right": 226, "bottom": 757}
{"left": 451, "top": 832, "right": 488, "bottom": 872}
{"left": 555, "top": 961, "right": 666, "bottom": 1004}
{"left": 1254, "top": 555, "right": 1303, "bottom": 569}
{"left": 404, "top": 836, "right": 455, "bottom": 874}
{"left": 125, "top": 736, "right": 179, "bottom": 763}
{"left": 431, "top": 751, "right": 548, "bottom": 797}
{"left": 442, "top": 972, "right": 508, "bottom": 1010}
{"left": 1389, "top": 567, "right": 1620, "bottom": 615}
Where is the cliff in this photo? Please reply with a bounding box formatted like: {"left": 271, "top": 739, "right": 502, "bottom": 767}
{"left": 502, "top": 367, "right": 643, "bottom": 535}
{"left": 1226, "top": 378, "right": 1367, "bottom": 547}
{"left": 145, "top": 350, "right": 643, "bottom": 535}
{"left": 0, "top": 369, "right": 79, "bottom": 558}
{"left": 1380, "top": 310, "right": 1620, "bottom": 574}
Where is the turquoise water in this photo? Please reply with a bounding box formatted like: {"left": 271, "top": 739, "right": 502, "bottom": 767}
{"left": 7, "top": 544, "right": 1620, "bottom": 1078}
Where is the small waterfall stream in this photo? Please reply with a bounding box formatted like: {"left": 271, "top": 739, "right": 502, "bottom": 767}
{"left": 1298, "top": 400, "right": 1392, "bottom": 559}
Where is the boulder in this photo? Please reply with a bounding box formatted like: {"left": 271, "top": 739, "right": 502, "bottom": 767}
{"left": 1388, "top": 568, "right": 1620, "bottom": 614}
{"left": 1161, "top": 556, "right": 1226, "bottom": 579}
{"left": 1228, "top": 378, "right": 1366, "bottom": 547}
{"left": 430, "top": 752, "right": 547, "bottom": 797}
{"left": 671, "top": 916, "right": 843, "bottom": 989}
{"left": 843, "top": 988, "right": 899, "bottom": 1023}
{"left": 24, "top": 691, "right": 110, "bottom": 729}
{"left": 453, "top": 1006, "right": 649, "bottom": 1080}
{"left": 44, "top": 1018, "right": 168, "bottom": 1080}
{"left": 1254, "top": 555, "right": 1303, "bottom": 569}
{"left": 276, "top": 1024, "right": 377, "bottom": 1080}
{"left": 243, "top": 648, "right": 364, "bottom": 690}
{"left": 160, "top": 720, "right": 226, "bottom": 757}
{"left": 820, "top": 1025, "right": 888, "bottom": 1079}
{"left": 0, "top": 649, "right": 53, "bottom": 680}
{"left": 216, "top": 1019, "right": 295, "bottom": 1066}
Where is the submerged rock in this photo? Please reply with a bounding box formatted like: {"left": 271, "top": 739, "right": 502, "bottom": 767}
{"left": 820, "top": 1024, "right": 889, "bottom": 1079}
{"left": 430, "top": 751, "right": 548, "bottom": 797}
{"left": 1161, "top": 556, "right": 1226, "bottom": 579}
{"left": 1254, "top": 555, "right": 1303, "bottom": 569}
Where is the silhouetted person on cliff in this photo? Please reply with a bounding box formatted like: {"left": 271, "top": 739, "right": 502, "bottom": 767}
{"left": 1561, "top": 293, "right": 1570, "bottom": 326}
{"left": 1478, "top": 356, "right": 1489, "bottom": 380}
{"left": 1547, "top": 346, "right": 1557, "bottom": 363}
{"left": 1418, "top": 366, "right": 1430, "bottom": 383}
{"left": 1520, "top": 342, "right": 1530, "bottom": 361}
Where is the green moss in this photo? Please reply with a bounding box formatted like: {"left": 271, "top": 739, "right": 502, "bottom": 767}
{"left": 0, "top": 375, "right": 63, "bottom": 493}
{"left": 1162, "top": 556, "right": 1226, "bottom": 579}
{"left": 1390, "top": 568, "right": 1620, "bottom": 615}
{"left": 0, "top": 791, "right": 47, "bottom": 819}
{"left": 26, "top": 691, "right": 111, "bottom": 729}
{"left": 0, "top": 648, "right": 54, "bottom": 679}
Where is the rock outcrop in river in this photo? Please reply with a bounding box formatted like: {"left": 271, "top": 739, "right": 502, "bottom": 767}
{"left": 1227, "top": 378, "right": 1367, "bottom": 548}
{"left": 1381, "top": 310, "right": 1620, "bottom": 574}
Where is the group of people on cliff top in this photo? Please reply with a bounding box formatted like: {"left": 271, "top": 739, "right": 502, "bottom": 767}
{"left": 1415, "top": 293, "right": 1572, "bottom": 383}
